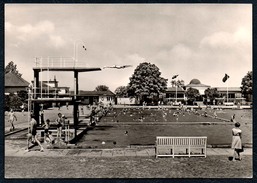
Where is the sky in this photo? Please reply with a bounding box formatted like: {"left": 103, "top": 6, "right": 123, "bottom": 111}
{"left": 5, "top": 4, "right": 252, "bottom": 92}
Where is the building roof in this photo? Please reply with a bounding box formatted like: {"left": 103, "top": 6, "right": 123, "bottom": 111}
{"left": 5, "top": 72, "right": 30, "bottom": 87}
{"left": 31, "top": 81, "right": 56, "bottom": 91}
{"left": 186, "top": 83, "right": 211, "bottom": 88}
{"left": 215, "top": 87, "right": 241, "bottom": 92}
{"left": 71, "top": 90, "right": 115, "bottom": 96}
{"left": 57, "top": 86, "right": 70, "bottom": 89}
{"left": 166, "top": 87, "right": 185, "bottom": 92}
{"left": 5, "top": 87, "right": 27, "bottom": 94}
{"left": 42, "top": 80, "right": 58, "bottom": 84}
{"left": 189, "top": 79, "right": 201, "bottom": 85}
{"left": 186, "top": 78, "right": 210, "bottom": 88}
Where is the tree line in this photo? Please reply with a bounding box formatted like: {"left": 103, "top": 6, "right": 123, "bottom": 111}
{"left": 5, "top": 61, "right": 253, "bottom": 110}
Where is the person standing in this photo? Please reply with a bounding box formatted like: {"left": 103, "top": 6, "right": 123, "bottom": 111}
{"left": 21, "top": 103, "right": 25, "bottom": 116}
{"left": 231, "top": 122, "right": 242, "bottom": 161}
{"left": 39, "top": 109, "right": 44, "bottom": 126}
{"left": 42, "top": 119, "right": 50, "bottom": 143}
{"left": 26, "top": 114, "right": 44, "bottom": 152}
{"left": 90, "top": 107, "right": 96, "bottom": 125}
{"left": 231, "top": 114, "right": 236, "bottom": 122}
{"left": 66, "top": 102, "right": 69, "bottom": 110}
{"left": 213, "top": 110, "right": 217, "bottom": 118}
{"left": 8, "top": 109, "right": 17, "bottom": 131}
{"left": 55, "top": 113, "right": 64, "bottom": 141}
{"left": 81, "top": 106, "right": 84, "bottom": 115}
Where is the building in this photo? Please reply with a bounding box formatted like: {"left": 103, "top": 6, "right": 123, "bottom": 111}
{"left": 185, "top": 79, "right": 210, "bottom": 95}
{"left": 5, "top": 72, "right": 30, "bottom": 95}
{"left": 165, "top": 87, "right": 186, "bottom": 103}
{"left": 73, "top": 90, "right": 116, "bottom": 105}
{"left": 32, "top": 76, "right": 70, "bottom": 98}
{"left": 215, "top": 87, "right": 245, "bottom": 104}
{"left": 164, "top": 78, "right": 247, "bottom": 105}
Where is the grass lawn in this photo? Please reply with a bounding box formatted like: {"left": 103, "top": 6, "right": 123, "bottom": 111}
{"left": 5, "top": 155, "right": 252, "bottom": 178}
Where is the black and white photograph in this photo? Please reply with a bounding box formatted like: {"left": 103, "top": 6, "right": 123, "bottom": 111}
{"left": 4, "top": 4, "right": 252, "bottom": 178}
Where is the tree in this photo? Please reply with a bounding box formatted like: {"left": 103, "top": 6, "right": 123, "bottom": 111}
{"left": 185, "top": 87, "right": 200, "bottom": 105}
{"left": 204, "top": 88, "right": 220, "bottom": 105}
{"left": 115, "top": 86, "right": 128, "bottom": 97}
{"left": 171, "top": 79, "right": 185, "bottom": 88}
{"left": 241, "top": 71, "right": 252, "bottom": 102}
{"left": 95, "top": 85, "right": 109, "bottom": 91}
{"left": 5, "top": 61, "right": 22, "bottom": 77}
{"left": 5, "top": 93, "right": 23, "bottom": 111}
{"left": 127, "top": 62, "right": 168, "bottom": 104}
{"left": 17, "top": 90, "right": 28, "bottom": 103}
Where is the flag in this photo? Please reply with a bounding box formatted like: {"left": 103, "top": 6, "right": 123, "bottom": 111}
{"left": 172, "top": 74, "right": 179, "bottom": 79}
{"left": 222, "top": 73, "right": 230, "bottom": 83}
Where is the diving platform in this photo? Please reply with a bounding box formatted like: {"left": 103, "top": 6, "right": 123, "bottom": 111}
{"left": 33, "top": 67, "right": 101, "bottom": 72}
{"left": 30, "top": 97, "right": 73, "bottom": 102}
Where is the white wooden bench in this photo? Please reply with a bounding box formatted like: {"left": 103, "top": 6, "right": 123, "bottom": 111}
{"left": 156, "top": 136, "right": 207, "bottom": 158}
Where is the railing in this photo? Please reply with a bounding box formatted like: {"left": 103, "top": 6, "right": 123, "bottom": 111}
{"left": 34, "top": 57, "right": 87, "bottom": 68}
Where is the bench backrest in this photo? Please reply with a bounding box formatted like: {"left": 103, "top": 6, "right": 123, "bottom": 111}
{"left": 156, "top": 137, "right": 207, "bottom": 146}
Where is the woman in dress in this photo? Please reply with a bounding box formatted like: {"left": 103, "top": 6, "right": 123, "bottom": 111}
{"left": 231, "top": 122, "right": 242, "bottom": 161}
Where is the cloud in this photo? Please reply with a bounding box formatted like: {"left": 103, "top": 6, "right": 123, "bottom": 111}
{"left": 200, "top": 27, "right": 251, "bottom": 50}
{"left": 154, "top": 44, "right": 193, "bottom": 64}
{"left": 5, "top": 20, "right": 66, "bottom": 48}
{"left": 49, "top": 35, "right": 66, "bottom": 48}
{"left": 234, "top": 27, "right": 251, "bottom": 45}
{"left": 126, "top": 53, "right": 146, "bottom": 64}
{"left": 17, "top": 20, "right": 55, "bottom": 41}
{"left": 5, "top": 21, "right": 13, "bottom": 32}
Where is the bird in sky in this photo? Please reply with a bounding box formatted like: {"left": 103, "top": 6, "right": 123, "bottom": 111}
{"left": 103, "top": 65, "right": 132, "bottom": 69}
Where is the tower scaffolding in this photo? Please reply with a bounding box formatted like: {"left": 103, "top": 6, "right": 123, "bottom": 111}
{"left": 31, "top": 56, "right": 101, "bottom": 140}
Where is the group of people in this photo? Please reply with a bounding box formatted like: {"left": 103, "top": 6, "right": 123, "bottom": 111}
{"left": 26, "top": 112, "right": 68, "bottom": 152}
{"left": 8, "top": 103, "right": 244, "bottom": 160}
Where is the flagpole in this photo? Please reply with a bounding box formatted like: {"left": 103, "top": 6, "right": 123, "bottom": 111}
{"left": 176, "top": 78, "right": 177, "bottom": 103}
{"left": 227, "top": 79, "right": 228, "bottom": 103}
{"left": 172, "top": 74, "right": 179, "bottom": 104}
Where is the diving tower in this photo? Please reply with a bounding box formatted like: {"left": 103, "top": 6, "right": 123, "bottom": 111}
{"left": 31, "top": 56, "right": 101, "bottom": 139}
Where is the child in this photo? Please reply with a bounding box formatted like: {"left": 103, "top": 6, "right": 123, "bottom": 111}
{"left": 45, "top": 131, "right": 55, "bottom": 145}
{"left": 26, "top": 114, "right": 44, "bottom": 152}
{"left": 42, "top": 119, "right": 50, "bottom": 143}
{"left": 231, "top": 114, "right": 236, "bottom": 122}
{"left": 55, "top": 113, "right": 64, "bottom": 141}
{"left": 8, "top": 109, "right": 17, "bottom": 131}
{"left": 90, "top": 107, "right": 96, "bottom": 125}
{"left": 214, "top": 110, "right": 217, "bottom": 118}
{"left": 80, "top": 106, "right": 84, "bottom": 115}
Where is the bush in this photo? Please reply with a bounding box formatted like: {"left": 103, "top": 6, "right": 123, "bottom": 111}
{"left": 5, "top": 93, "right": 23, "bottom": 111}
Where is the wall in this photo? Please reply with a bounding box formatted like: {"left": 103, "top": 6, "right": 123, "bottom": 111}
{"left": 99, "top": 96, "right": 115, "bottom": 105}
{"left": 117, "top": 97, "right": 136, "bottom": 105}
